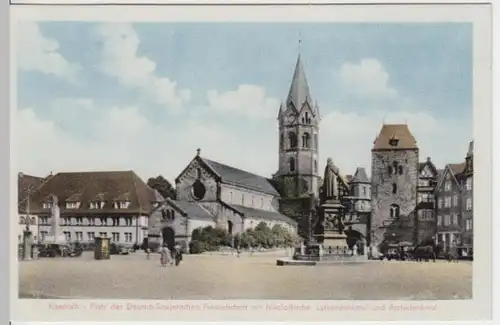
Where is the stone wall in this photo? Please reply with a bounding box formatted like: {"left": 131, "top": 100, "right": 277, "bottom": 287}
{"left": 370, "top": 149, "right": 418, "bottom": 247}
{"left": 176, "top": 158, "right": 218, "bottom": 202}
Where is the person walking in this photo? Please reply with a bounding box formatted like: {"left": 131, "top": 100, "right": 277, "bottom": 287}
{"left": 159, "top": 244, "right": 169, "bottom": 267}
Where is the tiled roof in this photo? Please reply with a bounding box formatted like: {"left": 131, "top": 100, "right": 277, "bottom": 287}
{"left": 372, "top": 124, "right": 418, "bottom": 150}
{"left": 448, "top": 163, "right": 465, "bottom": 176}
{"left": 229, "top": 203, "right": 297, "bottom": 225}
{"left": 201, "top": 157, "right": 279, "bottom": 196}
{"left": 351, "top": 167, "right": 370, "bottom": 183}
{"left": 18, "top": 173, "right": 45, "bottom": 203}
{"left": 21, "top": 171, "right": 157, "bottom": 215}
{"left": 345, "top": 175, "right": 353, "bottom": 183}
{"left": 169, "top": 200, "right": 215, "bottom": 221}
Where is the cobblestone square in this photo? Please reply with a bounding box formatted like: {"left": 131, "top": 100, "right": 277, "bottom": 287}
{"left": 18, "top": 251, "right": 472, "bottom": 300}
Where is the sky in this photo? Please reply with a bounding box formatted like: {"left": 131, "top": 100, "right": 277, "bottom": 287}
{"left": 15, "top": 22, "right": 473, "bottom": 183}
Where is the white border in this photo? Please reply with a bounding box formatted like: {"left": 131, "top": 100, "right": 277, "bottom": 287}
{"left": 9, "top": 3, "right": 493, "bottom": 323}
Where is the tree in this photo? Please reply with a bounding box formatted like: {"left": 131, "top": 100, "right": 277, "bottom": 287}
{"left": 147, "top": 175, "right": 176, "bottom": 200}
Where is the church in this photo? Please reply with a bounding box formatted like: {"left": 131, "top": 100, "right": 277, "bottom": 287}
{"left": 148, "top": 54, "right": 371, "bottom": 250}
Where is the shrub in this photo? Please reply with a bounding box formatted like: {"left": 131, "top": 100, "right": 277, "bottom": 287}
{"left": 189, "top": 240, "right": 206, "bottom": 254}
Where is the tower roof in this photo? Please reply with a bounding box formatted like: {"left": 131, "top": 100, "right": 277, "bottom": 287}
{"left": 286, "top": 55, "right": 313, "bottom": 111}
{"left": 351, "top": 167, "right": 370, "bottom": 183}
{"left": 372, "top": 124, "right": 418, "bottom": 150}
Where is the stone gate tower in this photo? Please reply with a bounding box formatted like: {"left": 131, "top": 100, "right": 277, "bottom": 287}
{"left": 370, "top": 124, "right": 419, "bottom": 249}
{"left": 276, "top": 55, "right": 321, "bottom": 237}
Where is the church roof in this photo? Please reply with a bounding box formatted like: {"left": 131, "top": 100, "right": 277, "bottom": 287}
{"left": 201, "top": 157, "right": 280, "bottom": 196}
{"left": 448, "top": 163, "right": 466, "bottom": 176}
{"left": 372, "top": 124, "right": 418, "bottom": 150}
{"left": 227, "top": 203, "right": 297, "bottom": 225}
{"left": 286, "top": 55, "right": 313, "bottom": 111}
{"left": 168, "top": 199, "right": 214, "bottom": 221}
{"left": 351, "top": 167, "right": 370, "bottom": 183}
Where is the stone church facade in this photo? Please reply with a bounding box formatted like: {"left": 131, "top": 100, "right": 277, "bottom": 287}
{"left": 274, "top": 55, "right": 322, "bottom": 238}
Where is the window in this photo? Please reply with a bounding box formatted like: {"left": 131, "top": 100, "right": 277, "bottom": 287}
{"left": 392, "top": 183, "right": 397, "bottom": 194}
{"left": 90, "top": 201, "right": 103, "bottom": 209}
{"left": 88, "top": 217, "right": 95, "bottom": 226}
{"left": 43, "top": 202, "right": 53, "bottom": 209}
{"left": 466, "top": 198, "right": 472, "bottom": 210}
{"left": 99, "top": 232, "right": 107, "bottom": 238}
{"left": 314, "top": 134, "right": 318, "bottom": 149}
{"left": 66, "top": 202, "right": 77, "bottom": 209}
{"left": 289, "top": 157, "right": 296, "bottom": 172}
{"left": 452, "top": 214, "right": 458, "bottom": 225}
{"left": 100, "top": 217, "right": 108, "bottom": 226}
{"left": 229, "top": 191, "right": 233, "bottom": 203}
{"left": 288, "top": 132, "right": 297, "bottom": 149}
{"left": 465, "top": 219, "right": 473, "bottom": 231}
{"left": 389, "top": 204, "right": 400, "bottom": 219}
{"left": 302, "top": 132, "right": 310, "bottom": 149}
{"left": 279, "top": 133, "right": 284, "bottom": 150}
{"left": 444, "top": 197, "right": 451, "bottom": 208}
{"left": 39, "top": 216, "right": 49, "bottom": 225}
{"left": 251, "top": 196, "right": 255, "bottom": 207}
{"left": 125, "top": 232, "right": 133, "bottom": 242}
{"left": 445, "top": 181, "right": 452, "bottom": 191}
{"left": 40, "top": 231, "right": 48, "bottom": 241}
{"left": 437, "top": 215, "right": 442, "bottom": 225}
{"left": 392, "top": 161, "right": 398, "bottom": 174}
{"left": 115, "top": 201, "right": 130, "bottom": 209}
{"left": 453, "top": 195, "right": 458, "bottom": 207}
{"left": 241, "top": 194, "right": 245, "bottom": 205}
{"left": 196, "top": 168, "right": 202, "bottom": 179}
{"left": 75, "top": 232, "right": 83, "bottom": 241}
{"left": 398, "top": 165, "right": 403, "bottom": 175}
{"left": 112, "top": 217, "right": 120, "bottom": 226}
{"left": 444, "top": 215, "right": 451, "bottom": 226}
{"left": 438, "top": 198, "right": 443, "bottom": 209}
{"left": 260, "top": 198, "right": 264, "bottom": 208}
{"left": 466, "top": 177, "right": 472, "bottom": 191}
{"left": 112, "top": 232, "right": 120, "bottom": 242}
{"left": 304, "top": 112, "right": 311, "bottom": 124}
{"left": 314, "top": 160, "right": 317, "bottom": 173}
{"left": 125, "top": 217, "right": 133, "bottom": 227}
{"left": 63, "top": 231, "right": 71, "bottom": 242}
{"left": 87, "top": 232, "right": 95, "bottom": 241}
{"left": 418, "top": 179, "right": 429, "bottom": 187}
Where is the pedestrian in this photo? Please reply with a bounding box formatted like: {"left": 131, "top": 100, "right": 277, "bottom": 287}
{"left": 159, "top": 244, "right": 169, "bottom": 267}
{"left": 174, "top": 243, "right": 182, "bottom": 266}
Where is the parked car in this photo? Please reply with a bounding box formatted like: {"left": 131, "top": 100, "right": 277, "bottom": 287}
{"left": 110, "top": 243, "right": 129, "bottom": 255}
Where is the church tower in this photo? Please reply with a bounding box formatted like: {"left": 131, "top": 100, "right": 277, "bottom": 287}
{"left": 277, "top": 55, "right": 321, "bottom": 236}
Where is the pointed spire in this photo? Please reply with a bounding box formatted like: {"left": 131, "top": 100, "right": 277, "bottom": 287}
{"left": 277, "top": 101, "right": 284, "bottom": 120}
{"left": 286, "top": 55, "right": 313, "bottom": 111}
{"left": 466, "top": 140, "right": 474, "bottom": 158}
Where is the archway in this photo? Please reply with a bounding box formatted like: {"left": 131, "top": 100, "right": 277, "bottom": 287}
{"left": 227, "top": 220, "right": 233, "bottom": 235}
{"left": 344, "top": 228, "right": 365, "bottom": 254}
{"left": 162, "top": 226, "right": 176, "bottom": 249}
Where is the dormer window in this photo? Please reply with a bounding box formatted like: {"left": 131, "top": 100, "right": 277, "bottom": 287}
{"left": 388, "top": 134, "right": 399, "bottom": 147}
{"left": 89, "top": 201, "right": 104, "bottom": 209}
{"left": 43, "top": 202, "right": 53, "bottom": 209}
{"left": 114, "top": 201, "right": 130, "bottom": 209}
{"left": 66, "top": 202, "right": 80, "bottom": 209}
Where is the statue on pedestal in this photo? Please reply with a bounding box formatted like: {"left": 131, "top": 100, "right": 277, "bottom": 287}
{"left": 323, "top": 158, "right": 340, "bottom": 201}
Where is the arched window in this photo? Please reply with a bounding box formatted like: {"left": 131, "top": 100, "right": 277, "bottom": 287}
{"left": 314, "top": 159, "right": 318, "bottom": 173}
{"left": 302, "top": 132, "right": 310, "bottom": 149}
{"left": 305, "top": 112, "right": 311, "bottom": 124}
{"left": 280, "top": 133, "right": 284, "bottom": 150}
{"left": 314, "top": 134, "right": 318, "bottom": 149}
{"left": 288, "top": 132, "right": 297, "bottom": 149}
{"left": 289, "top": 157, "right": 296, "bottom": 172}
{"left": 389, "top": 204, "right": 400, "bottom": 219}
{"left": 30, "top": 217, "right": 36, "bottom": 225}
{"left": 398, "top": 165, "right": 403, "bottom": 175}
{"left": 392, "top": 183, "right": 397, "bottom": 194}
{"left": 196, "top": 168, "right": 202, "bottom": 179}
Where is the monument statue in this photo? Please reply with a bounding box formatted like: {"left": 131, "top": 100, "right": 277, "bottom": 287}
{"left": 323, "top": 158, "right": 340, "bottom": 200}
